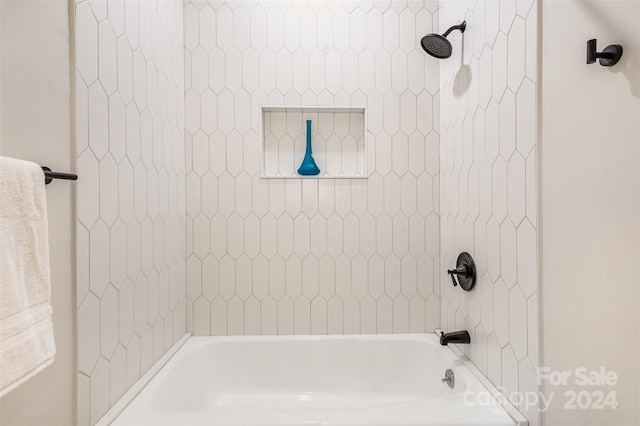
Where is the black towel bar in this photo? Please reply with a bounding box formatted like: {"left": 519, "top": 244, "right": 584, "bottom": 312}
{"left": 42, "top": 166, "right": 78, "bottom": 185}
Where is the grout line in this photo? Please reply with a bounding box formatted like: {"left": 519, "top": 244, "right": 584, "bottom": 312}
{"left": 95, "top": 333, "right": 190, "bottom": 426}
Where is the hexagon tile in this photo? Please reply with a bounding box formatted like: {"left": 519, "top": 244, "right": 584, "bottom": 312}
{"left": 438, "top": 1, "right": 540, "bottom": 425}
{"left": 184, "top": 0, "right": 441, "bottom": 339}
{"left": 75, "top": 0, "right": 186, "bottom": 424}
{"left": 74, "top": 1, "right": 542, "bottom": 426}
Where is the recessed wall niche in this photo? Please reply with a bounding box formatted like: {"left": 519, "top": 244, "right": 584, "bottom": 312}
{"left": 260, "top": 106, "right": 367, "bottom": 179}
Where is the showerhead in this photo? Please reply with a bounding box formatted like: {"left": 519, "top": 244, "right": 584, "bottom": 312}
{"left": 421, "top": 21, "right": 466, "bottom": 59}
{"left": 421, "top": 34, "right": 452, "bottom": 59}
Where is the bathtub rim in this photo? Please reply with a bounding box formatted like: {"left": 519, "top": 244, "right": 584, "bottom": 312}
{"left": 438, "top": 329, "right": 529, "bottom": 426}
{"left": 97, "top": 333, "right": 528, "bottom": 426}
{"left": 94, "top": 333, "right": 191, "bottom": 426}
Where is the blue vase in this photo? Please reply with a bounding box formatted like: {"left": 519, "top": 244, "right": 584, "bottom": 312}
{"left": 297, "top": 119, "right": 320, "bottom": 176}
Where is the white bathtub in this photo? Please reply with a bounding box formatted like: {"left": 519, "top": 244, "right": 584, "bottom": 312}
{"left": 112, "top": 334, "right": 522, "bottom": 425}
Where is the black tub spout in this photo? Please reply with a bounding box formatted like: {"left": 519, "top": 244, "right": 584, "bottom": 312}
{"left": 440, "top": 330, "right": 471, "bottom": 346}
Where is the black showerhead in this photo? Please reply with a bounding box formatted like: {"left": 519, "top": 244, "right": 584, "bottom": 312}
{"left": 421, "top": 34, "right": 452, "bottom": 59}
{"left": 421, "top": 21, "right": 466, "bottom": 59}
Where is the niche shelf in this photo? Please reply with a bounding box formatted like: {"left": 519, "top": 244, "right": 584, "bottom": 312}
{"left": 260, "top": 106, "right": 368, "bottom": 179}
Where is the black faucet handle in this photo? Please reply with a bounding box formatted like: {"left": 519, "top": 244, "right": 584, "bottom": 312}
{"left": 447, "top": 269, "right": 458, "bottom": 286}
{"left": 447, "top": 265, "right": 468, "bottom": 286}
{"left": 447, "top": 253, "right": 477, "bottom": 291}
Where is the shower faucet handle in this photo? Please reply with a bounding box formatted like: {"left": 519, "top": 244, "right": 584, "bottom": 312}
{"left": 587, "top": 39, "right": 623, "bottom": 67}
{"left": 446, "top": 252, "right": 477, "bottom": 291}
{"left": 447, "top": 265, "right": 467, "bottom": 287}
{"left": 447, "top": 269, "right": 458, "bottom": 286}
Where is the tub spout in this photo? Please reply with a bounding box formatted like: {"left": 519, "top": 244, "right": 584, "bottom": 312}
{"left": 439, "top": 330, "right": 470, "bottom": 346}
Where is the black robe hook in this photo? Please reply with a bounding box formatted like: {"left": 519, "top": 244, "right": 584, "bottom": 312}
{"left": 587, "top": 39, "right": 623, "bottom": 67}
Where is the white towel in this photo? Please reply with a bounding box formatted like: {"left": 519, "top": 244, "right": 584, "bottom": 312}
{"left": 0, "top": 156, "right": 55, "bottom": 397}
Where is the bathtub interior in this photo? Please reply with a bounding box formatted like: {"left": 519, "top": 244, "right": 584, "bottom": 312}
{"left": 153, "top": 338, "right": 467, "bottom": 410}
{"left": 112, "top": 334, "right": 522, "bottom": 425}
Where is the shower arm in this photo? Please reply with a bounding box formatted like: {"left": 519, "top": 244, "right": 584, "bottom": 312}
{"left": 442, "top": 21, "right": 467, "bottom": 38}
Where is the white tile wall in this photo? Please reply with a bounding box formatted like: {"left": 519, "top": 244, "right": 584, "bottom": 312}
{"left": 72, "top": 0, "right": 541, "bottom": 422}
{"left": 74, "top": 0, "right": 185, "bottom": 424}
{"left": 438, "top": 0, "right": 539, "bottom": 424}
{"left": 184, "top": 0, "right": 441, "bottom": 335}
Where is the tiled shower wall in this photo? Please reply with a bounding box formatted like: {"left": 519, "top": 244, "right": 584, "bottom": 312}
{"left": 184, "top": 0, "right": 441, "bottom": 335}
{"left": 438, "top": 0, "right": 539, "bottom": 424}
{"left": 74, "top": 0, "right": 185, "bottom": 423}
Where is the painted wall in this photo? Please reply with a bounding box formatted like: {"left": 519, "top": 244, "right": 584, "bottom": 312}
{"left": 540, "top": 1, "right": 640, "bottom": 424}
{"left": 438, "top": 0, "right": 540, "bottom": 424}
{"left": 0, "top": 0, "right": 75, "bottom": 424}
{"left": 73, "top": 0, "right": 186, "bottom": 423}
{"left": 183, "top": 0, "right": 442, "bottom": 335}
